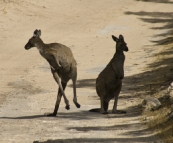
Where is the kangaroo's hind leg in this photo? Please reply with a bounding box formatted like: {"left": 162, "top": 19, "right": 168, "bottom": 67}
{"left": 51, "top": 68, "right": 70, "bottom": 110}
{"left": 46, "top": 81, "right": 67, "bottom": 116}
{"left": 72, "top": 77, "right": 81, "bottom": 108}
{"left": 103, "top": 100, "right": 109, "bottom": 112}
{"left": 112, "top": 80, "right": 126, "bottom": 114}
{"left": 96, "top": 77, "right": 108, "bottom": 114}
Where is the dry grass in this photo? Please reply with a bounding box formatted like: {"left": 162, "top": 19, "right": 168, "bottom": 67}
{"left": 144, "top": 107, "right": 173, "bottom": 143}
{"left": 141, "top": 41, "right": 173, "bottom": 143}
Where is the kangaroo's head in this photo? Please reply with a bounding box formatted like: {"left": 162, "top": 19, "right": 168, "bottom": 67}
{"left": 112, "top": 35, "right": 128, "bottom": 52}
{"left": 24, "top": 29, "right": 42, "bottom": 50}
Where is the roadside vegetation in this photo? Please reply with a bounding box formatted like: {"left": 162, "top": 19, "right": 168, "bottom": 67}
{"left": 143, "top": 40, "right": 173, "bottom": 143}
{"left": 133, "top": 1, "right": 173, "bottom": 142}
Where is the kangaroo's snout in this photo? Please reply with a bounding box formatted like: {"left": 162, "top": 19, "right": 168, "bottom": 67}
{"left": 24, "top": 40, "right": 33, "bottom": 50}
{"left": 24, "top": 45, "right": 30, "bottom": 50}
{"left": 24, "top": 44, "right": 30, "bottom": 50}
{"left": 124, "top": 45, "right": 129, "bottom": 52}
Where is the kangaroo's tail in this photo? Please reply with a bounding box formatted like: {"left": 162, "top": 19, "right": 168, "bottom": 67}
{"left": 89, "top": 108, "right": 100, "bottom": 112}
{"left": 89, "top": 78, "right": 100, "bottom": 113}
{"left": 96, "top": 78, "right": 99, "bottom": 95}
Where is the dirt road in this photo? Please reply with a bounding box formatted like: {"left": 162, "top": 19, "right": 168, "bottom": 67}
{"left": 0, "top": 0, "right": 172, "bottom": 142}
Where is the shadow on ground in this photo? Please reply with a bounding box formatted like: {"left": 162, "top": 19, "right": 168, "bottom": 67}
{"left": 135, "top": 0, "right": 173, "bottom": 4}
{"left": 124, "top": 4, "right": 173, "bottom": 142}
{"left": 125, "top": 4, "right": 173, "bottom": 45}
{"left": 0, "top": 105, "right": 141, "bottom": 120}
{"left": 31, "top": 111, "right": 158, "bottom": 143}
{"left": 33, "top": 135, "right": 158, "bottom": 143}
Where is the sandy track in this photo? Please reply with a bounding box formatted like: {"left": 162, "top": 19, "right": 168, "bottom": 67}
{"left": 0, "top": 0, "right": 172, "bottom": 142}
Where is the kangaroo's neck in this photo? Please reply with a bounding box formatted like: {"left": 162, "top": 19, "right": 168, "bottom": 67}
{"left": 35, "top": 38, "right": 46, "bottom": 51}
{"left": 112, "top": 50, "right": 125, "bottom": 62}
{"left": 115, "top": 48, "right": 124, "bottom": 55}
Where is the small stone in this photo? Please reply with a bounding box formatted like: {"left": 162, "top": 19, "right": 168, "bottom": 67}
{"left": 171, "top": 82, "right": 173, "bottom": 87}
{"left": 142, "top": 97, "right": 161, "bottom": 111}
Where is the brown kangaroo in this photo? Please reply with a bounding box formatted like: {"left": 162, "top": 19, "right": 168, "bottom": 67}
{"left": 24, "top": 29, "right": 80, "bottom": 116}
{"left": 90, "top": 35, "right": 128, "bottom": 114}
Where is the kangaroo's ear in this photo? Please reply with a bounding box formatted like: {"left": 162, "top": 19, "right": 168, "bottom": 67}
{"left": 33, "top": 29, "right": 41, "bottom": 37}
{"left": 38, "top": 30, "right": 41, "bottom": 37}
{"left": 112, "top": 35, "right": 119, "bottom": 42}
{"left": 119, "top": 35, "right": 124, "bottom": 41}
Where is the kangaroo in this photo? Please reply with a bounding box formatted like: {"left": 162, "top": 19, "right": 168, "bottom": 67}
{"left": 24, "top": 29, "right": 80, "bottom": 116}
{"left": 89, "top": 35, "right": 128, "bottom": 114}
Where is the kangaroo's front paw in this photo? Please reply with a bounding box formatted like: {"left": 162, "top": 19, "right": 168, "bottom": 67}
{"left": 112, "top": 110, "right": 126, "bottom": 114}
{"left": 65, "top": 105, "right": 70, "bottom": 110}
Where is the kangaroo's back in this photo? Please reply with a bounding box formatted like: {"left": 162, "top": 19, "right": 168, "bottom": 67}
{"left": 46, "top": 43, "right": 73, "bottom": 56}
{"left": 46, "top": 43, "right": 76, "bottom": 65}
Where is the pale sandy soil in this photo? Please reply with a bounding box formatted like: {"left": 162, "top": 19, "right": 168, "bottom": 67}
{"left": 0, "top": 0, "right": 172, "bottom": 143}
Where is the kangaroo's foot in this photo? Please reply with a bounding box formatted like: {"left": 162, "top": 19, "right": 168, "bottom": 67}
{"left": 73, "top": 98, "right": 81, "bottom": 108}
{"left": 44, "top": 112, "right": 57, "bottom": 117}
{"left": 74, "top": 102, "right": 81, "bottom": 108}
{"left": 65, "top": 105, "right": 70, "bottom": 110}
{"left": 112, "top": 110, "right": 126, "bottom": 114}
{"left": 100, "top": 109, "right": 108, "bottom": 114}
